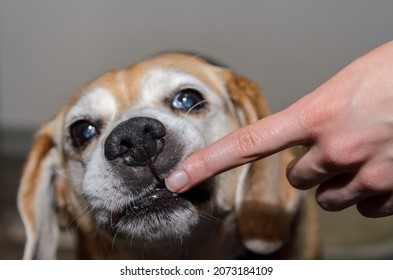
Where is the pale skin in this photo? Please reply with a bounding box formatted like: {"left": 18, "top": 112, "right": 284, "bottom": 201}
{"left": 165, "top": 40, "right": 393, "bottom": 218}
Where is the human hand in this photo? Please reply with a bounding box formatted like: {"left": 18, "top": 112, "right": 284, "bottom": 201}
{"left": 165, "top": 40, "right": 393, "bottom": 217}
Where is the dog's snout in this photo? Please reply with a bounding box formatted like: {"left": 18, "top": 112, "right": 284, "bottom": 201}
{"left": 104, "top": 117, "right": 166, "bottom": 166}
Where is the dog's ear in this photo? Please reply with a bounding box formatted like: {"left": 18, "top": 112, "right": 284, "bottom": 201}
{"left": 225, "top": 73, "right": 302, "bottom": 255}
{"left": 17, "top": 120, "right": 62, "bottom": 259}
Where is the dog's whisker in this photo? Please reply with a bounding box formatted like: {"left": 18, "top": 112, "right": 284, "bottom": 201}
{"left": 111, "top": 228, "right": 121, "bottom": 250}
{"left": 185, "top": 100, "right": 208, "bottom": 116}
{"left": 198, "top": 210, "right": 225, "bottom": 224}
{"left": 178, "top": 236, "right": 188, "bottom": 259}
{"left": 65, "top": 204, "right": 92, "bottom": 231}
{"left": 52, "top": 166, "right": 85, "bottom": 183}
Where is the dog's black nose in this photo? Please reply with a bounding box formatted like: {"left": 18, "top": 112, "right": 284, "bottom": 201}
{"left": 104, "top": 117, "right": 166, "bottom": 166}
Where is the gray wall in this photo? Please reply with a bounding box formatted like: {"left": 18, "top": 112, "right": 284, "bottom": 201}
{"left": 1, "top": 0, "right": 393, "bottom": 129}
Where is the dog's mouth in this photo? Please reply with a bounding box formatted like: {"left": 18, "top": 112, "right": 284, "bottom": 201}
{"left": 119, "top": 165, "right": 211, "bottom": 216}
{"left": 120, "top": 185, "right": 210, "bottom": 217}
{"left": 103, "top": 180, "right": 211, "bottom": 239}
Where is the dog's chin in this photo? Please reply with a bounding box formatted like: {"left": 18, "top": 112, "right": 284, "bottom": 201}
{"left": 97, "top": 186, "right": 211, "bottom": 242}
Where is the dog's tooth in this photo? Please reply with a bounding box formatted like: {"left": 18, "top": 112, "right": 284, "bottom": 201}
{"left": 172, "top": 193, "right": 178, "bottom": 197}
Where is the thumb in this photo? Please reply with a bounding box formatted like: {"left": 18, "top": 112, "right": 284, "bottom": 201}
{"left": 165, "top": 104, "right": 310, "bottom": 193}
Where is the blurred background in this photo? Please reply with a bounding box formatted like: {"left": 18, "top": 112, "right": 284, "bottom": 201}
{"left": 1, "top": 0, "right": 393, "bottom": 259}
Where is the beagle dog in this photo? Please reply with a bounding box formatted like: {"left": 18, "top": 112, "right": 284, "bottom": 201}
{"left": 17, "top": 53, "right": 320, "bottom": 259}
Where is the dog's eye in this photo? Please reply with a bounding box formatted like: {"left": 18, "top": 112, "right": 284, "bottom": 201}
{"left": 171, "top": 89, "right": 206, "bottom": 113}
{"left": 70, "top": 120, "right": 99, "bottom": 148}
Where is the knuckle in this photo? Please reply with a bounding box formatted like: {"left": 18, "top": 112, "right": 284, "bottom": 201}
{"left": 315, "top": 193, "right": 342, "bottom": 211}
{"left": 316, "top": 186, "right": 348, "bottom": 211}
{"left": 320, "top": 141, "right": 357, "bottom": 170}
{"left": 356, "top": 204, "right": 379, "bottom": 218}
{"left": 286, "top": 171, "right": 299, "bottom": 188}
{"left": 356, "top": 195, "right": 393, "bottom": 218}
{"left": 322, "top": 145, "right": 343, "bottom": 166}
{"left": 286, "top": 164, "right": 308, "bottom": 189}
{"left": 286, "top": 155, "right": 320, "bottom": 190}
{"left": 233, "top": 129, "right": 260, "bottom": 159}
{"left": 356, "top": 168, "right": 384, "bottom": 192}
{"left": 357, "top": 174, "right": 374, "bottom": 191}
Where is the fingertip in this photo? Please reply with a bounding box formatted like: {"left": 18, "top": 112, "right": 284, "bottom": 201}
{"left": 165, "top": 170, "right": 190, "bottom": 193}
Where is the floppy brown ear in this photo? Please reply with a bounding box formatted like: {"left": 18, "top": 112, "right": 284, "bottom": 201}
{"left": 17, "top": 121, "right": 62, "bottom": 259}
{"left": 226, "top": 73, "right": 301, "bottom": 254}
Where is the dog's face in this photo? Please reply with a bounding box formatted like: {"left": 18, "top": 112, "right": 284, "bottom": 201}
{"left": 18, "top": 54, "right": 319, "bottom": 259}
{"left": 64, "top": 55, "right": 240, "bottom": 242}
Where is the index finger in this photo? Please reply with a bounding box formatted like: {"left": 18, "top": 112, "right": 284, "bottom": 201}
{"left": 165, "top": 103, "right": 310, "bottom": 193}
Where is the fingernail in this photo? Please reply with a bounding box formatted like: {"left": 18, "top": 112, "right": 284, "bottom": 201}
{"left": 165, "top": 170, "right": 189, "bottom": 192}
